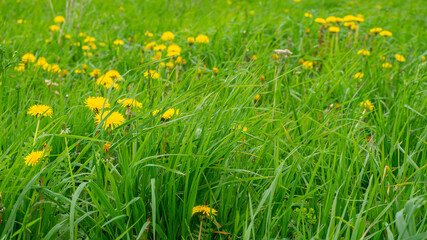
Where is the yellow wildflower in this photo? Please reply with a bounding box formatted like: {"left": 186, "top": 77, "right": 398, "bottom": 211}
{"left": 359, "top": 100, "right": 374, "bottom": 111}
{"left": 94, "top": 110, "right": 125, "bottom": 130}
{"left": 27, "top": 104, "right": 53, "bottom": 118}
{"left": 160, "top": 31, "right": 174, "bottom": 41}
{"left": 24, "top": 150, "right": 46, "bottom": 166}
{"left": 54, "top": 16, "right": 65, "bottom": 23}
{"left": 395, "top": 54, "right": 405, "bottom": 62}
{"left": 195, "top": 34, "right": 209, "bottom": 44}
{"left": 192, "top": 205, "right": 218, "bottom": 218}
{"left": 85, "top": 97, "right": 111, "bottom": 112}
{"left": 117, "top": 98, "right": 143, "bottom": 108}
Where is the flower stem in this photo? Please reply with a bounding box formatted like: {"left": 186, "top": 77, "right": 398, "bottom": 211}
{"left": 33, "top": 118, "right": 41, "bottom": 147}
{"left": 65, "top": 137, "right": 76, "bottom": 192}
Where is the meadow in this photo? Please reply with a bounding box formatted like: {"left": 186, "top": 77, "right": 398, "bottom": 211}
{"left": 0, "top": 0, "right": 426, "bottom": 239}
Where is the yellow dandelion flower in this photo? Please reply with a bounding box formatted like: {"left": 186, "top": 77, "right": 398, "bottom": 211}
{"left": 89, "top": 42, "right": 96, "bottom": 49}
{"left": 15, "top": 63, "right": 25, "bottom": 72}
{"left": 96, "top": 75, "right": 114, "bottom": 88}
{"left": 117, "top": 98, "right": 142, "bottom": 108}
{"left": 160, "top": 31, "right": 175, "bottom": 41}
{"left": 105, "top": 70, "right": 122, "bottom": 81}
{"left": 94, "top": 110, "right": 125, "bottom": 130}
{"left": 302, "top": 60, "right": 313, "bottom": 69}
{"left": 357, "top": 49, "right": 370, "bottom": 56}
{"left": 382, "top": 62, "right": 392, "bottom": 68}
{"left": 315, "top": 18, "right": 326, "bottom": 24}
{"left": 395, "top": 54, "right": 405, "bottom": 62}
{"left": 354, "top": 72, "right": 364, "bottom": 79}
{"left": 192, "top": 205, "right": 218, "bottom": 218}
{"left": 49, "top": 25, "right": 60, "bottom": 32}
{"left": 379, "top": 30, "right": 392, "bottom": 37}
{"left": 42, "top": 63, "right": 52, "bottom": 71}
{"left": 113, "top": 39, "right": 125, "bottom": 46}
{"left": 369, "top": 28, "right": 383, "bottom": 34}
{"left": 354, "top": 16, "right": 364, "bottom": 22}
{"left": 343, "top": 15, "right": 356, "bottom": 22}
{"left": 175, "top": 56, "right": 183, "bottom": 64}
{"left": 254, "top": 94, "right": 261, "bottom": 102}
{"left": 329, "top": 26, "right": 340, "bottom": 33}
{"left": 166, "top": 62, "right": 174, "bottom": 69}
{"left": 161, "top": 108, "right": 176, "bottom": 121}
{"left": 152, "top": 51, "right": 162, "bottom": 61}
{"left": 35, "top": 57, "right": 47, "bottom": 67}
{"left": 249, "top": 10, "right": 255, "bottom": 15}
{"left": 84, "top": 36, "right": 96, "bottom": 43}
{"left": 359, "top": 100, "right": 374, "bottom": 111}
{"left": 187, "top": 37, "right": 195, "bottom": 44}
{"left": 145, "top": 31, "right": 153, "bottom": 37}
{"left": 54, "top": 16, "right": 65, "bottom": 23}
{"left": 213, "top": 67, "right": 219, "bottom": 75}
{"left": 251, "top": 55, "right": 257, "bottom": 60}
{"left": 145, "top": 41, "right": 156, "bottom": 50}
{"left": 90, "top": 68, "right": 101, "bottom": 78}
{"left": 27, "top": 104, "right": 53, "bottom": 118}
{"left": 22, "top": 53, "right": 36, "bottom": 64}
{"left": 50, "top": 64, "right": 61, "bottom": 74}
{"left": 304, "top": 13, "right": 313, "bottom": 18}
{"left": 195, "top": 34, "right": 209, "bottom": 44}
{"left": 144, "top": 70, "right": 160, "bottom": 79}
{"left": 166, "top": 44, "right": 181, "bottom": 57}
{"left": 85, "top": 97, "right": 111, "bottom": 112}
{"left": 24, "top": 150, "right": 46, "bottom": 166}
{"left": 344, "top": 22, "right": 355, "bottom": 28}
{"left": 17, "top": 19, "right": 26, "bottom": 24}
{"left": 154, "top": 44, "right": 167, "bottom": 51}
{"left": 422, "top": 56, "right": 425, "bottom": 62}
{"left": 325, "top": 16, "right": 337, "bottom": 23}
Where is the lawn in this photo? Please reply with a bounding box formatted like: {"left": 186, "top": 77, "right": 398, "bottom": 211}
{"left": 0, "top": 0, "right": 426, "bottom": 239}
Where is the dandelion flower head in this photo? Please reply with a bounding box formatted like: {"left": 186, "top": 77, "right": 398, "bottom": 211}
{"left": 195, "top": 34, "right": 209, "bottom": 44}
{"left": 24, "top": 150, "right": 46, "bottom": 166}
{"left": 27, "top": 104, "right": 53, "bottom": 118}
{"left": 94, "top": 110, "right": 125, "bottom": 130}
{"left": 85, "top": 97, "right": 111, "bottom": 112}
{"left": 192, "top": 205, "right": 218, "bottom": 218}
{"left": 118, "top": 98, "right": 143, "bottom": 108}
{"left": 160, "top": 31, "right": 175, "bottom": 41}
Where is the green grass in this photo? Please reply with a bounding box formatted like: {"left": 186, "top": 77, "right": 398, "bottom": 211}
{"left": 0, "top": 0, "right": 426, "bottom": 239}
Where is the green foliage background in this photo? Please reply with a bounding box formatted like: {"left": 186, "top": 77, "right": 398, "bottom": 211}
{"left": 0, "top": 0, "right": 426, "bottom": 239}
